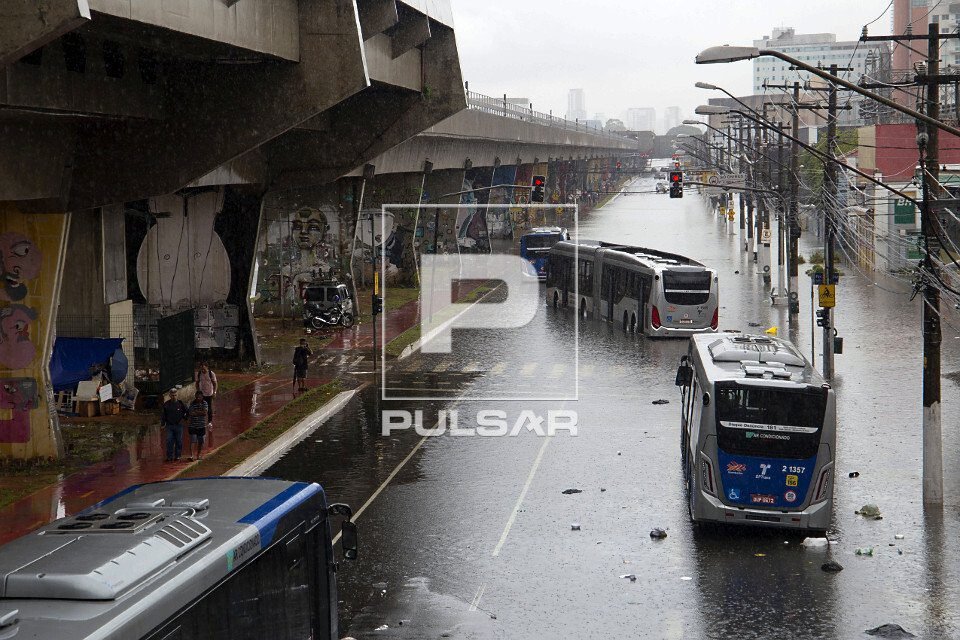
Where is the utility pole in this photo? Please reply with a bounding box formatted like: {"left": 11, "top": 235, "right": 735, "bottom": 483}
{"left": 921, "top": 21, "right": 943, "bottom": 505}
{"left": 789, "top": 82, "right": 801, "bottom": 316}
{"left": 820, "top": 64, "right": 838, "bottom": 381}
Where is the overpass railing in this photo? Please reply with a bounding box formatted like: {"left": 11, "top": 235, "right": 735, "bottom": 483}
{"left": 464, "top": 89, "right": 631, "bottom": 144}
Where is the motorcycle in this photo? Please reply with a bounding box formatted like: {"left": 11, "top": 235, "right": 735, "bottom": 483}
{"left": 305, "top": 298, "right": 354, "bottom": 329}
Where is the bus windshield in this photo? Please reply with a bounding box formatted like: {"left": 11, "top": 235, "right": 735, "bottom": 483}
{"left": 715, "top": 382, "right": 826, "bottom": 459}
{"left": 662, "top": 270, "right": 711, "bottom": 305}
{"left": 523, "top": 234, "right": 561, "bottom": 250}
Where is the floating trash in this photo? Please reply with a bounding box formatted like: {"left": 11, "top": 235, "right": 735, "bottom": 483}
{"left": 649, "top": 528, "right": 667, "bottom": 540}
{"left": 571, "top": 522, "right": 581, "bottom": 531}
{"left": 651, "top": 399, "right": 670, "bottom": 405}
{"left": 894, "top": 534, "right": 904, "bottom": 540}
{"left": 561, "top": 488, "right": 583, "bottom": 495}
{"left": 864, "top": 623, "right": 916, "bottom": 638}
{"left": 856, "top": 547, "right": 875, "bottom": 556}
{"left": 849, "top": 471, "right": 860, "bottom": 478}
{"left": 620, "top": 574, "right": 637, "bottom": 582}
{"left": 821, "top": 561, "right": 844, "bottom": 572}
{"left": 856, "top": 504, "right": 883, "bottom": 519}
{"left": 801, "top": 537, "right": 829, "bottom": 548}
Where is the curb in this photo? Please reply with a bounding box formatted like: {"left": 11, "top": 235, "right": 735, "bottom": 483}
{"left": 398, "top": 284, "right": 502, "bottom": 360}
{"left": 226, "top": 387, "right": 361, "bottom": 477}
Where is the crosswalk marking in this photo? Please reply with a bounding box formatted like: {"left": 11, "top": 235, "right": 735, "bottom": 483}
{"left": 548, "top": 363, "right": 566, "bottom": 379}
{"left": 432, "top": 361, "right": 451, "bottom": 373}
{"left": 580, "top": 364, "right": 595, "bottom": 378}
{"left": 350, "top": 356, "right": 365, "bottom": 367}
{"left": 521, "top": 363, "right": 538, "bottom": 376}
{"left": 490, "top": 362, "right": 506, "bottom": 375}
{"left": 463, "top": 361, "right": 481, "bottom": 372}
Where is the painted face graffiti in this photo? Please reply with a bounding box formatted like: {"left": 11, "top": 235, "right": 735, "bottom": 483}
{"left": 0, "top": 304, "right": 38, "bottom": 369}
{"left": 0, "top": 232, "right": 42, "bottom": 302}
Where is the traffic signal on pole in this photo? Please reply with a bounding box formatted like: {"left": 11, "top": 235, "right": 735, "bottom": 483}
{"left": 531, "top": 175, "right": 546, "bottom": 203}
{"left": 372, "top": 295, "right": 383, "bottom": 316}
{"left": 616, "top": 161, "right": 622, "bottom": 174}
{"left": 669, "top": 170, "right": 683, "bottom": 199}
{"left": 815, "top": 308, "right": 829, "bottom": 328}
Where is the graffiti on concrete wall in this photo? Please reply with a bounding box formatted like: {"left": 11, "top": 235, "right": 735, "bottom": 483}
{"left": 0, "top": 378, "right": 39, "bottom": 443}
{"left": 0, "top": 209, "right": 66, "bottom": 456}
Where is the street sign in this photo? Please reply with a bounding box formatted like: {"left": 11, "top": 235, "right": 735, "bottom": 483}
{"left": 818, "top": 284, "right": 836, "bottom": 308}
{"left": 760, "top": 227, "right": 772, "bottom": 244}
{"left": 811, "top": 273, "right": 824, "bottom": 285}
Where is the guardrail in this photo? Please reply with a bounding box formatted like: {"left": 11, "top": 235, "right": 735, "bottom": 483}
{"left": 464, "top": 89, "right": 631, "bottom": 143}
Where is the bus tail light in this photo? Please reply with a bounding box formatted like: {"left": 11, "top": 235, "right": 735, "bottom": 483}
{"left": 651, "top": 306, "right": 662, "bottom": 329}
{"left": 710, "top": 308, "right": 718, "bottom": 330}
{"left": 813, "top": 467, "right": 832, "bottom": 502}
{"left": 700, "top": 458, "right": 716, "bottom": 496}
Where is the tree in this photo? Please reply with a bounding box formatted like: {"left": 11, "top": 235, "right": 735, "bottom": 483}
{"left": 605, "top": 118, "right": 626, "bottom": 132}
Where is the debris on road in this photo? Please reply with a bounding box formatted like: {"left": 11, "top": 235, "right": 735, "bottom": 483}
{"left": 617, "top": 451, "right": 622, "bottom": 456}
{"left": 864, "top": 623, "right": 916, "bottom": 638}
{"left": 680, "top": 576, "right": 692, "bottom": 581}
{"left": 649, "top": 528, "right": 668, "bottom": 539}
{"left": 849, "top": 471, "right": 860, "bottom": 478}
{"left": 801, "top": 537, "right": 830, "bottom": 548}
{"left": 856, "top": 547, "right": 875, "bottom": 556}
{"left": 821, "top": 561, "right": 844, "bottom": 572}
{"left": 894, "top": 534, "right": 904, "bottom": 540}
{"left": 561, "top": 488, "right": 583, "bottom": 495}
{"left": 620, "top": 574, "right": 637, "bottom": 582}
{"left": 571, "top": 522, "right": 581, "bottom": 531}
{"left": 651, "top": 399, "right": 670, "bottom": 405}
{"left": 748, "top": 322, "right": 762, "bottom": 327}
{"left": 856, "top": 504, "right": 883, "bottom": 519}
{"left": 600, "top": 487, "right": 607, "bottom": 492}
{"left": 374, "top": 625, "right": 389, "bottom": 631}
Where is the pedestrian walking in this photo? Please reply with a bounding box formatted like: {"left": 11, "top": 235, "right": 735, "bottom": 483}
{"left": 292, "top": 338, "right": 312, "bottom": 394}
{"left": 187, "top": 390, "right": 209, "bottom": 461}
{"left": 194, "top": 361, "right": 217, "bottom": 430}
{"left": 161, "top": 389, "right": 187, "bottom": 462}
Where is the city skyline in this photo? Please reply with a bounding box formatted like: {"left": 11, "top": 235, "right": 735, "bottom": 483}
{"left": 451, "top": 1, "right": 896, "bottom": 122}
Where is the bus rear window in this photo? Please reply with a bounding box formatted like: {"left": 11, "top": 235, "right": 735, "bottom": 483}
{"left": 524, "top": 234, "right": 561, "bottom": 250}
{"left": 715, "top": 383, "right": 826, "bottom": 459}
{"left": 662, "top": 270, "right": 711, "bottom": 305}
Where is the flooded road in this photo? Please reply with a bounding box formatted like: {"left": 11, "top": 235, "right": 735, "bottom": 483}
{"left": 266, "top": 177, "right": 960, "bottom": 639}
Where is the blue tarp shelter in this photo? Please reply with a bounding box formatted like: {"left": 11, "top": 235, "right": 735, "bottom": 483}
{"left": 50, "top": 337, "right": 125, "bottom": 392}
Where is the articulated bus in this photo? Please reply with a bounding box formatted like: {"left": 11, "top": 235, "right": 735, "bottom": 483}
{"left": 0, "top": 478, "right": 357, "bottom": 640}
{"left": 520, "top": 226, "right": 569, "bottom": 280}
{"left": 545, "top": 240, "right": 719, "bottom": 336}
{"left": 676, "top": 334, "right": 837, "bottom": 533}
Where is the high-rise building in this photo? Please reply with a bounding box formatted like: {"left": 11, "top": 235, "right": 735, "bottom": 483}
{"left": 663, "top": 106, "right": 682, "bottom": 132}
{"left": 626, "top": 107, "right": 656, "bottom": 131}
{"left": 566, "top": 88, "right": 587, "bottom": 122}
{"left": 891, "top": 1, "right": 960, "bottom": 112}
{"left": 753, "top": 27, "right": 889, "bottom": 125}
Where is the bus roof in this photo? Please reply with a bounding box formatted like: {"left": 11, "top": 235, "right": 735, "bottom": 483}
{"left": 550, "top": 239, "right": 707, "bottom": 270}
{"left": 690, "top": 333, "right": 824, "bottom": 387}
{"left": 524, "top": 226, "right": 564, "bottom": 235}
{"left": 0, "top": 478, "right": 325, "bottom": 639}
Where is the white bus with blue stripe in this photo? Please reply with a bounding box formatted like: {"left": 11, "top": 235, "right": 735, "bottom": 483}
{"left": 676, "top": 334, "right": 836, "bottom": 533}
{"left": 0, "top": 477, "right": 357, "bottom": 640}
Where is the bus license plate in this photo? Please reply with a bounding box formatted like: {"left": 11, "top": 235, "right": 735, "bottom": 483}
{"left": 679, "top": 319, "right": 693, "bottom": 324}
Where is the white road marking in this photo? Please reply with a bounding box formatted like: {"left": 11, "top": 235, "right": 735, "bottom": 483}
{"left": 580, "top": 364, "right": 595, "bottom": 378}
{"left": 548, "top": 363, "right": 566, "bottom": 379}
{"left": 520, "top": 363, "right": 538, "bottom": 377}
{"left": 491, "top": 436, "right": 552, "bottom": 557}
{"left": 491, "top": 362, "right": 506, "bottom": 375}
{"left": 350, "top": 356, "right": 365, "bottom": 367}
{"left": 432, "top": 361, "right": 451, "bottom": 373}
{"left": 469, "top": 582, "right": 487, "bottom": 611}
{"left": 331, "top": 428, "right": 434, "bottom": 545}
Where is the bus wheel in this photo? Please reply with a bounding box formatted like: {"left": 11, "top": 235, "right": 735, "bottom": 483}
{"left": 623, "top": 311, "right": 629, "bottom": 332}
{"left": 630, "top": 314, "right": 637, "bottom": 333}
{"left": 580, "top": 299, "right": 587, "bottom": 318}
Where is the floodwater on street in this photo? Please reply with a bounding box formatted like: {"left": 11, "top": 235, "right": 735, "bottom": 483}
{"left": 266, "top": 175, "right": 960, "bottom": 639}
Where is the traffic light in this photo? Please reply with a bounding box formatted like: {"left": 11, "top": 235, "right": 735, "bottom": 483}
{"left": 669, "top": 170, "right": 683, "bottom": 199}
{"left": 372, "top": 295, "right": 383, "bottom": 316}
{"left": 815, "top": 308, "right": 830, "bottom": 328}
{"left": 531, "top": 175, "right": 546, "bottom": 203}
{"left": 615, "top": 161, "right": 622, "bottom": 174}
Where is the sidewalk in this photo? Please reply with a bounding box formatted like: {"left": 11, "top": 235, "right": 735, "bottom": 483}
{"left": 0, "top": 367, "right": 332, "bottom": 545}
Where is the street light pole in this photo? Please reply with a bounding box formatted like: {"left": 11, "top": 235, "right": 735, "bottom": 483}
{"left": 821, "top": 64, "right": 838, "bottom": 381}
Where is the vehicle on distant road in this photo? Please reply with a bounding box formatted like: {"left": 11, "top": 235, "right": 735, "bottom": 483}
{"left": 520, "top": 226, "right": 569, "bottom": 280}
{"left": 0, "top": 477, "right": 358, "bottom": 640}
{"left": 675, "top": 334, "right": 836, "bottom": 534}
{"left": 655, "top": 182, "right": 668, "bottom": 194}
{"left": 545, "top": 239, "right": 718, "bottom": 336}
{"left": 303, "top": 281, "right": 354, "bottom": 327}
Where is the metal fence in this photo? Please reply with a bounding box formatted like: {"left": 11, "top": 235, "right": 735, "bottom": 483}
{"left": 464, "top": 90, "right": 631, "bottom": 143}
{"left": 57, "top": 314, "right": 134, "bottom": 340}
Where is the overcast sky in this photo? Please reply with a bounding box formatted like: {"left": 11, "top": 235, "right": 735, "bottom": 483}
{"left": 450, "top": 0, "right": 896, "bottom": 126}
